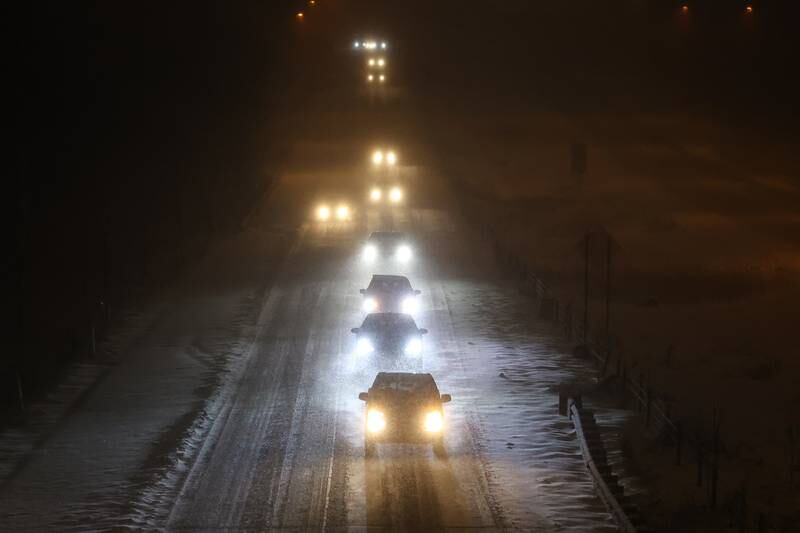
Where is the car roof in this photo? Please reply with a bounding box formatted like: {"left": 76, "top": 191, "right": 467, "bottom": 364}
{"left": 371, "top": 372, "right": 439, "bottom": 394}
{"left": 368, "top": 274, "right": 412, "bottom": 289}
{"left": 370, "top": 274, "right": 410, "bottom": 283}
{"left": 361, "top": 312, "right": 417, "bottom": 330}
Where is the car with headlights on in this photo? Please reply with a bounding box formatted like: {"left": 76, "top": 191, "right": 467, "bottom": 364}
{"left": 360, "top": 275, "right": 421, "bottom": 314}
{"left": 351, "top": 312, "right": 427, "bottom": 368}
{"left": 358, "top": 372, "right": 451, "bottom": 458}
{"left": 362, "top": 231, "right": 413, "bottom": 263}
{"left": 368, "top": 182, "right": 404, "bottom": 205}
{"left": 314, "top": 200, "right": 352, "bottom": 222}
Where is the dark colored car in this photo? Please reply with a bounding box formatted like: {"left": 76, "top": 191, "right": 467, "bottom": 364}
{"left": 351, "top": 312, "right": 427, "bottom": 368}
{"left": 358, "top": 372, "right": 452, "bottom": 458}
{"left": 360, "top": 274, "right": 421, "bottom": 313}
{"left": 361, "top": 231, "right": 413, "bottom": 263}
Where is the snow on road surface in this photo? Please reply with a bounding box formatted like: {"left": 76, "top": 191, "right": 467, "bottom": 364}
{"left": 0, "top": 179, "right": 616, "bottom": 531}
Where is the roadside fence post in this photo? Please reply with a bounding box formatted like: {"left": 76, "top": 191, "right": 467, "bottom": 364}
{"left": 639, "top": 372, "right": 645, "bottom": 413}
{"left": 559, "top": 390, "right": 568, "bottom": 416}
{"left": 16, "top": 371, "right": 25, "bottom": 411}
{"left": 90, "top": 319, "right": 97, "bottom": 359}
{"left": 710, "top": 408, "right": 722, "bottom": 509}
{"left": 739, "top": 483, "right": 748, "bottom": 533}
{"left": 697, "top": 437, "right": 704, "bottom": 487}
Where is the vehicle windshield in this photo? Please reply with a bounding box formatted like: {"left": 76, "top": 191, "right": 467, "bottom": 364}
{"left": 368, "top": 276, "right": 412, "bottom": 292}
{"left": 368, "top": 232, "right": 405, "bottom": 247}
{"left": 371, "top": 373, "right": 439, "bottom": 402}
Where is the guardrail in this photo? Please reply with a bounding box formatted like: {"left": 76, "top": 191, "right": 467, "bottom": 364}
{"left": 567, "top": 397, "right": 641, "bottom": 533}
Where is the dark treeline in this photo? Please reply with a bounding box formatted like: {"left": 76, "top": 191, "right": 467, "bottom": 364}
{"left": 3, "top": 2, "right": 294, "bottom": 416}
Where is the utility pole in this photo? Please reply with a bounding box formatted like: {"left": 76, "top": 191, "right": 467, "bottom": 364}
{"left": 583, "top": 232, "right": 590, "bottom": 344}
{"left": 605, "top": 233, "right": 612, "bottom": 359}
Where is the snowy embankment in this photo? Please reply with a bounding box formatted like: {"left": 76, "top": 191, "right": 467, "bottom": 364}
{"left": 0, "top": 223, "right": 291, "bottom": 531}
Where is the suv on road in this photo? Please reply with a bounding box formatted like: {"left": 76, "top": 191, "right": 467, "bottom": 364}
{"left": 360, "top": 274, "right": 421, "bottom": 314}
{"left": 361, "top": 231, "right": 413, "bottom": 263}
{"left": 351, "top": 312, "right": 427, "bottom": 369}
{"left": 358, "top": 372, "right": 452, "bottom": 458}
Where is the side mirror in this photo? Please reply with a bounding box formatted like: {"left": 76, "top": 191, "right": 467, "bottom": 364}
{"left": 414, "top": 290, "right": 421, "bottom": 295}
{"left": 419, "top": 328, "right": 428, "bottom": 335}
{"left": 359, "top": 289, "right": 366, "bottom": 295}
{"left": 358, "top": 392, "right": 369, "bottom": 401}
{"left": 351, "top": 328, "right": 360, "bottom": 334}
{"left": 440, "top": 394, "right": 452, "bottom": 403}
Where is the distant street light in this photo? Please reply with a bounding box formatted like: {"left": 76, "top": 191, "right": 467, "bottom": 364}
{"left": 296, "top": 12, "right": 304, "bottom": 20}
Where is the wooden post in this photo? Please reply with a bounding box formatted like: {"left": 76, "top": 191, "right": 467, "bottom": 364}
{"left": 676, "top": 421, "right": 683, "bottom": 466}
{"left": 646, "top": 385, "right": 652, "bottom": 428}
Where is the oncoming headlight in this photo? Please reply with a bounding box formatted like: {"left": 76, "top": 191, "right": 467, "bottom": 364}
{"left": 363, "top": 244, "right": 378, "bottom": 261}
{"left": 367, "top": 409, "right": 386, "bottom": 433}
{"left": 336, "top": 205, "right": 350, "bottom": 220}
{"left": 401, "top": 296, "right": 417, "bottom": 314}
{"left": 370, "top": 188, "right": 382, "bottom": 202}
{"left": 362, "top": 297, "right": 378, "bottom": 313}
{"left": 404, "top": 337, "right": 422, "bottom": 356}
{"left": 356, "top": 337, "right": 374, "bottom": 355}
{"left": 396, "top": 244, "right": 412, "bottom": 262}
{"left": 389, "top": 187, "right": 402, "bottom": 203}
{"left": 424, "top": 411, "right": 443, "bottom": 433}
{"left": 317, "top": 205, "right": 330, "bottom": 221}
